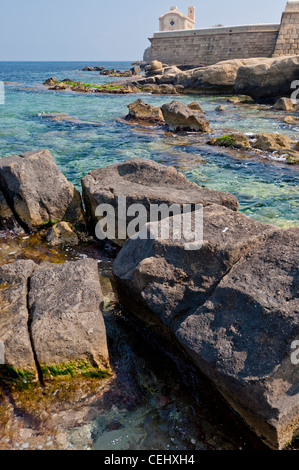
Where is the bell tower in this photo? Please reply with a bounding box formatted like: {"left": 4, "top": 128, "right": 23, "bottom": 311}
{"left": 188, "top": 6, "right": 195, "bottom": 21}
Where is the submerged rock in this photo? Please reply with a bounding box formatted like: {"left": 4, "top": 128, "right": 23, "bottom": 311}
{"left": 0, "top": 149, "right": 85, "bottom": 232}
{"left": 161, "top": 100, "right": 210, "bottom": 132}
{"left": 81, "top": 159, "right": 239, "bottom": 243}
{"left": 112, "top": 208, "right": 299, "bottom": 449}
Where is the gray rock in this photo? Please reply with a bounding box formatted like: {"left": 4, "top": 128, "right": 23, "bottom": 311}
{"left": 112, "top": 205, "right": 275, "bottom": 328}
{"left": 112, "top": 210, "right": 299, "bottom": 449}
{"left": 235, "top": 56, "right": 299, "bottom": 100}
{"left": 161, "top": 100, "right": 210, "bottom": 132}
{"left": 175, "top": 58, "right": 264, "bottom": 94}
{"left": 176, "top": 228, "right": 299, "bottom": 449}
{"left": 81, "top": 159, "right": 239, "bottom": 243}
{"left": 0, "top": 258, "right": 110, "bottom": 377}
{"left": 0, "top": 149, "right": 85, "bottom": 232}
{"left": 0, "top": 260, "right": 37, "bottom": 372}
{"left": 29, "top": 259, "right": 109, "bottom": 370}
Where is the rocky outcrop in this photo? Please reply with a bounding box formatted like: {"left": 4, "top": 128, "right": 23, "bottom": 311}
{"left": 161, "top": 100, "right": 210, "bottom": 132}
{"left": 126, "top": 99, "right": 165, "bottom": 124}
{"left": 235, "top": 56, "right": 299, "bottom": 100}
{"left": 81, "top": 159, "right": 239, "bottom": 243}
{"left": 43, "top": 77, "right": 58, "bottom": 86}
{"left": 0, "top": 149, "right": 85, "bottom": 232}
{"left": 112, "top": 208, "right": 299, "bottom": 449}
{"left": 0, "top": 259, "right": 109, "bottom": 379}
{"left": 82, "top": 66, "right": 105, "bottom": 71}
{"left": 253, "top": 133, "right": 295, "bottom": 152}
{"left": 208, "top": 133, "right": 251, "bottom": 149}
{"left": 175, "top": 58, "right": 266, "bottom": 94}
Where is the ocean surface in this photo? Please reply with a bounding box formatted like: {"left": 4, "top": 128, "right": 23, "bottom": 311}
{"left": 0, "top": 62, "right": 298, "bottom": 451}
{"left": 0, "top": 61, "right": 298, "bottom": 227}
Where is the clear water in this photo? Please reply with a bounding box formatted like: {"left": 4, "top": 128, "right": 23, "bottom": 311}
{"left": 0, "top": 62, "right": 298, "bottom": 450}
{"left": 0, "top": 61, "right": 298, "bottom": 228}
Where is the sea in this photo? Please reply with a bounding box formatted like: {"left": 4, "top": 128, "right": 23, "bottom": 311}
{"left": 0, "top": 61, "right": 298, "bottom": 451}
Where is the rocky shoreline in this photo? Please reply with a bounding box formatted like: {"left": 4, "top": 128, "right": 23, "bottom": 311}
{"left": 124, "top": 98, "right": 299, "bottom": 165}
{"left": 44, "top": 55, "right": 299, "bottom": 101}
{"left": 0, "top": 148, "right": 298, "bottom": 449}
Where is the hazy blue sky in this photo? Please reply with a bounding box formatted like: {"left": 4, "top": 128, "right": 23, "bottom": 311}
{"left": 0, "top": 0, "right": 288, "bottom": 61}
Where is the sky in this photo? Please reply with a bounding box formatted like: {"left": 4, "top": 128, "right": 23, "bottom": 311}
{"left": 0, "top": 0, "right": 289, "bottom": 61}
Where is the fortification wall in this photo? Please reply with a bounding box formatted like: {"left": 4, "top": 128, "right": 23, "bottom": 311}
{"left": 148, "top": 2, "right": 299, "bottom": 66}
{"left": 149, "top": 24, "right": 280, "bottom": 66}
{"left": 273, "top": 1, "right": 299, "bottom": 56}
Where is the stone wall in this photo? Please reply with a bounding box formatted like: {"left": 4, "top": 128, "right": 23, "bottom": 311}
{"left": 273, "top": 1, "right": 299, "bottom": 56}
{"left": 149, "top": 25, "right": 280, "bottom": 66}
{"left": 149, "top": 1, "right": 299, "bottom": 66}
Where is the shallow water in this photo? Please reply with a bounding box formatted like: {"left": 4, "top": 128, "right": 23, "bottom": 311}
{"left": 0, "top": 62, "right": 298, "bottom": 450}
{"left": 1, "top": 61, "right": 299, "bottom": 228}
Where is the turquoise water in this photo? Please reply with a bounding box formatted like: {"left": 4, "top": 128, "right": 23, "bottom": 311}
{"left": 0, "top": 62, "right": 298, "bottom": 450}
{"left": 0, "top": 61, "right": 298, "bottom": 228}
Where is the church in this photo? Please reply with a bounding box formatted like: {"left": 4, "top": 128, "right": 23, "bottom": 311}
{"left": 159, "top": 6, "right": 195, "bottom": 32}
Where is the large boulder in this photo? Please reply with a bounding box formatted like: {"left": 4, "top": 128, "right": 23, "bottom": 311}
{"left": 112, "top": 210, "right": 299, "bottom": 449}
{"left": 0, "top": 259, "right": 109, "bottom": 379}
{"left": 235, "top": 56, "right": 299, "bottom": 100}
{"left": 126, "top": 99, "right": 164, "bottom": 124}
{"left": 161, "top": 100, "right": 210, "bottom": 132}
{"left": 81, "top": 159, "right": 239, "bottom": 243}
{"left": 175, "top": 58, "right": 267, "bottom": 94}
{"left": 0, "top": 149, "right": 85, "bottom": 232}
{"left": 176, "top": 228, "right": 299, "bottom": 450}
{"left": 112, "top": 205, "right": 275, "bottom": 328}
{"left": 0, "top": 260, "right": 37, "bottom": 373}
{"left": 29, "top": 259, "right": 109, "bottom": 370}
